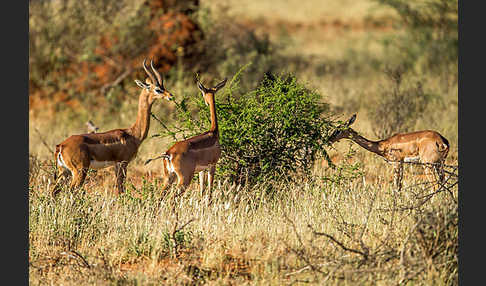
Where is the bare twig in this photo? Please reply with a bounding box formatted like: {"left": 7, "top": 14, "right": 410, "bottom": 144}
{"left": 285, "top": 265, "right": 311, "bottom": 277}
{"left": 61, "top": 250, "right": 91, "bottom": 268}
{"left": 175, "top": 217, "right": 196, "bottom": 234}
{"left": 170, "top": 211, "right": 195, "bottom": 258}
{"left": 33, "top": 126, "right": 54, "bottom": 153}
{"left": 308, "top": 224, "right": 369, "bottom": 261}
{"left": 99, "top": 67, "right": 132, "bottom": 95}
{"left": 282, "top": 213, "right": 324, "bottom": 275}
{"left": 150, "top": 112, "right": 186, "bottom": 141}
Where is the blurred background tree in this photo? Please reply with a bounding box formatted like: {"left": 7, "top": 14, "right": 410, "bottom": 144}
{"left": 29, "top": 0, "right": 202, "bottom": 115}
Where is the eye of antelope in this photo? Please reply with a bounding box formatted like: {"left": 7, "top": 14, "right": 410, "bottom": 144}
{"left": 154, "top": 87, "right": 164, "bottom": 94}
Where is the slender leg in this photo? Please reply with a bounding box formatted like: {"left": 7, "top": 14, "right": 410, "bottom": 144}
{"left": 70, "top": 146, "right": 91, "bottom": 193}
{"left": 434, "top": 163, "right": 445, "bottom": 185}
{"left": 70, "top": 167, "right": 88, "bottom": 191}
{"left": 423, "top": 162, "right": 440, "bottom": 189}
{"left": 174, "top": 169, "right": 194, "bottom": 198}
{"left": 207, "top": 165, "right": 216, "bottom": 203}
{"left": 398, "top": 163, "right": 404, "bottom": 191}
{"left": 162, "top": 173, "right": 176, "bottom": 192}
{"left": 162, "top": 172, "right": 178, "bottom": 212}
{"left": 434, "top": 162, "right": 454, "bottom": 200}
{"left": 392, "top": 162, "right": 403, "bottom": 192}
{"left": 114, "top": 161, "right": 128, "bottom": 195}
{"left": 167, "top": 171, "right": 193, "bottom": 212}
{"left": 51, "top": 169, "right": 71, "bottom": 196}
{"left": 199, "top": 170, "right": 206, "bottom": 196}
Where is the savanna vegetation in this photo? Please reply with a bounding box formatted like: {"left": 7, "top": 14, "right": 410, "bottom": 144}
{"left": 29, "top": 0, "right": 458, "bottom": 284}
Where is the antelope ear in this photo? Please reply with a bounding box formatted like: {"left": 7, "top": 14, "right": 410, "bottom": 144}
{"left": 145, "top": 77, "right": 154, "bottom": 84}
{"left": 213, "top": 78, "right": 228, "bottom": 92}
{"left": 135, "top": 80, "right": 150, "bottom": 90}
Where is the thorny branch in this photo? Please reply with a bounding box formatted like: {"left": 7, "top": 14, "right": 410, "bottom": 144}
{"left": 308, "top": 224, "right": 369, "bottom": 261}
{"left": 377, "top": 161, "right": 458, "bottom": 212}
{"left": 60, "top": 250, "right": 91, "bottom": 268}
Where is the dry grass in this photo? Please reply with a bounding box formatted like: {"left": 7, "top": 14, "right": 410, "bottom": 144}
{"left": 29, "top": 148, "right": 458, "bottom": 285}
{"left": 204, "top": 0, "right": 397, "bottom": 23}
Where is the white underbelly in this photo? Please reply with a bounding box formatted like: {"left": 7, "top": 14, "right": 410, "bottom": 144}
{"left": 194, "top": 164, "right": 210, "bottom": 172}
{"left": 403, "top": 156, "right": 420, "bottom": 163}
{"left": 90, "top": 160, "right": 116, "bottom": 170}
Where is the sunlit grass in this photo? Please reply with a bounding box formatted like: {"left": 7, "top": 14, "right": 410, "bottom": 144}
{"left": 203, "top": 0, "right": 398, "bottom": 23}
{"left": 29, "top": 145, "right": 457, "bottom": 284}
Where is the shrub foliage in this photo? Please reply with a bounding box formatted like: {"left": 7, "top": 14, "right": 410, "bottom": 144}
{"left": 155, "top": 70, "right": 335, "bottom": 186}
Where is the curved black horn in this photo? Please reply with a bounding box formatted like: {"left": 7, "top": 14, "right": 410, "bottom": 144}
{"left": 195, "top": 72, "right": 203, "bottom": 85}
{"left": 150, "top": 59, "right": 163, "bottom": 86}
{"left": 142, "top": 58, "right": 157, "bottom": 84}
{"left": 195, "top": 73, "right": 208, "bottom": 92}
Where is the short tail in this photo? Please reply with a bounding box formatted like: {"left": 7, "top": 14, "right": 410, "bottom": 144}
{"left": 437, "top": 134, "right": 450, "bottom": 159}
{"left": 144, "top": 153, "right": 170, "bottom": 165}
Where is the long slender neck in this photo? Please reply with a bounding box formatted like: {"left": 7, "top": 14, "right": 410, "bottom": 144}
{"left": 347, "top": 129, "right": 384, "bottom": 157}
{"left": 208, "top": 95, "right": 218, "bottom": 135}
{"left": 130, "top": 91, "right": 153, "bottom": 141}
